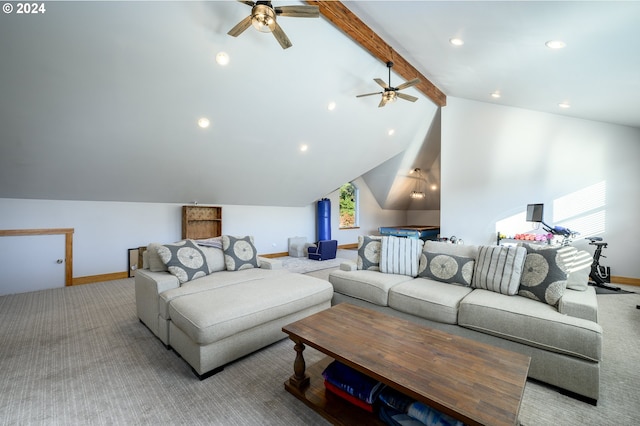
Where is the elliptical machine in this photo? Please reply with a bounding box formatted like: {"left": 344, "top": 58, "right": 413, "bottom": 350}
{"left": 586, "top": 237, "right": 620, "bottom": 291}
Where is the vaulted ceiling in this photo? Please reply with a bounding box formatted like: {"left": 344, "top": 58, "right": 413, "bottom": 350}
{"left": 1, "top": 1, "right": 638, "bottom": 210}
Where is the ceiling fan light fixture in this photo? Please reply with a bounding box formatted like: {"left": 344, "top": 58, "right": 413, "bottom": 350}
{"left": 251, "top": 5, "right": 276, "bottom": 33}
{"left": 383, "top": 91, "right": 397, "bottom": 103}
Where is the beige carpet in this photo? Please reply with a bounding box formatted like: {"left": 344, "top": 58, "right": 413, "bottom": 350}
{"left": 0, "top": 270, "right": 638, "bottom": 425}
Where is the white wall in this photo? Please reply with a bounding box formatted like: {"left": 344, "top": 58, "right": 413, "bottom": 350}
{"left": 0, "top": 178, "right": 405, "bottom": 279}
{"left": 407, "top": 211, "right": 441, "bottom": 227}
{"left": 441, "top": 97, "right": 640, "bottom": 279}
{"left": 0, "top": 198, "right": 315, "bottom": 278}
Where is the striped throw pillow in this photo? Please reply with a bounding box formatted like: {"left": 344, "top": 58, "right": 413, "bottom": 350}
{"left": 472, "top": 245, "right": 527, "bottom": 295}
{"left": 380, "top": 236, "right": 424, "bottom": 277}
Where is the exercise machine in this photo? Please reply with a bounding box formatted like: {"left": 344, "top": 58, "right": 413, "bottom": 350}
{"left": 586, "top": 237, "right": 620, "bottom": 291}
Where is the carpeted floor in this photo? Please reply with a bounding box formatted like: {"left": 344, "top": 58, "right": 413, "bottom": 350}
{"left": 0, "top": 267, "right": 638, "bottom": 425}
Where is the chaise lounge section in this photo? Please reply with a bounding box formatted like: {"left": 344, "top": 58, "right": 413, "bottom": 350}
{"left": 135, "top": 236, "right": 333, "bottom": 378}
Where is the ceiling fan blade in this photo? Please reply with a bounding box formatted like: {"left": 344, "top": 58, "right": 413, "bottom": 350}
{"left": 272, "top": 22, "right": 292, "bottom": 49}
{"left": 356, "top": 91, "right": 383, "bottom": 98}
{"left": 397, "top": 92, "right": 419, "bottom": 102}
{"left": 374, "top": 78, "right": 389, "bottom": 89}
{"left": 228, "top": 15, "right": 253, "bottom": 37}
{"left": 396, "top": 78, "right": 421, "bottom": 91}
{"left": 275, "top": 5, "right": 320, "bottom": 18}
{"left": 378, "top": 96, "right": 389, "bottom": 108}
{"left": 237, "top": 0, "right": 256, "bottom": 6}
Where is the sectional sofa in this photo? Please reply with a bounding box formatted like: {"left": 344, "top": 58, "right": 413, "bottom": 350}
{"left": 329, "top": 236, "right": 602, "bottom": 403}
{"left": 135, "top": 236, "right": 333, "bottom": 378}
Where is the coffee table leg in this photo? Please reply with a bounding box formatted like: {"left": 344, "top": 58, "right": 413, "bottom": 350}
{"left": 288, "top": 339, "right": 310, "bottom": 390}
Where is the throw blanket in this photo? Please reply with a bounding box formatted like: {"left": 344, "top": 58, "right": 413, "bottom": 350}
{"left": 380, "top": 236, "right": 423, "bottom": 277}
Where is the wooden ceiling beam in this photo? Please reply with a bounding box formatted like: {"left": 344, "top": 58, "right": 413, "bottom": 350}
{"left": 307, "top": 1, "right": 446, "bottom": 107}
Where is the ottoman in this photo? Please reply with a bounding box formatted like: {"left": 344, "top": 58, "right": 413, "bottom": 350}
{"left": 168, "top": 273, "right": 333, "bottom": 377}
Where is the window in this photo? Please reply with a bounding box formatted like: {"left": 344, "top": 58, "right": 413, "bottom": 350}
{"left": 339, "top": 182, "right": 359, "bottom": 228}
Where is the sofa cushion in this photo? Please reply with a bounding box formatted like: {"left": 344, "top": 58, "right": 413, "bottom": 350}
{"left": 157, "top": 240, "right": 209, "bottom": 284}
{"left": 423, "top": 241, "right": 480, "bottom": 259}
{"left": 158, "top": 268, "right": 291, "bottom": 320}
{"left": 329, "top": 269, "right": 414, "bottom": 306}
{"left": 389, "top": 278, "right": 473, "bottom": 324}
{"left": 519, "top": 244, "right": 571, "bottom": 306}
{"left": 459, "top": 289, "right": 602, "bottom": 362}
{"left": 418, "top": 252, "right": 475, "bottom": 286}
{"left": 380, "top": 236, "right": 423, "bottom": 277}
{"left": 357, "top": 236, "right": 381, "bottom": 271}
{"left": 168, "top": 273, "right": 333, "bottom": 345}
{"left": 472, "top": 245, "right": 526, "bottom": 295}
{"left": 222, "top": 235, "right": 260, "bottom": 271}
{"left": 199, "top": 246, "right": 226, "bottom": 273}
{"left": 146, "top": 243, "right": 169, "bottom": 272}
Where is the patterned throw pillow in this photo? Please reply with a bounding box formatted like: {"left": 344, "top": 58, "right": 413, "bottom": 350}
{"left": 519, "top": 244, "right": 571, "bottom": 306}
{"left": 418, "top": 252, "right": 475, "bottom": 286}
{"left": 222, "top": 235, "right": 260, "bottom": 271}
{"left": 379, "top": 236, "right": 423, "bottom": 277}
{"left": 156, "top": 240, "right": 209, "bottom": 284}
{"left": 357, "top": 236, "right": 381, "bottom": 271}
{"left": 472, "top": 245, "right": 526, "bottom": 295}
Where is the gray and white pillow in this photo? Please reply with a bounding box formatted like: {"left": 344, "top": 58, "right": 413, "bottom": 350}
{"left": 518, "top": 244, "right": 570, "bottom": 306}
{"left": 357, "top": 236, "right": 381, "bottom": 271}
{"left": 222, "top": 235, "right": 260, "bottom": 271}
{"left": 156, "top": 240, "right": 209, "bottom": 284}
{"left": 418, "top": 252, "right": 475, "bottom": 286}
{"left": 379, "top": 236, "right": 423, "bottom": 277}
{"left": 472, "top": 245, "right": 526, "bottom": 295}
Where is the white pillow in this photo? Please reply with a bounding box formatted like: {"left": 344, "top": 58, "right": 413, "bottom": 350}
{"left": 199, "top": 246, "right": 226, "bottom": 273}
{"left": 146, "top": 243, "right": 168, "bottom": 272}
{"left": 566, "top": 249, "right": 592, "bottom": 291}
{"left": 379, "top": 236, "right": 423, "bottom": 277}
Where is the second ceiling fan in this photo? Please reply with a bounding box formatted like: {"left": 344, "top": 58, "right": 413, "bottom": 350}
{"left": 357, "top": 62, "right": 421, "bottom": 108}
{"left": 227, "top": 1, "right": 320, "bottom": 50}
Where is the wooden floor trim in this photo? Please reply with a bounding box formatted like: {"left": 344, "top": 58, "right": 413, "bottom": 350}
{"left": 611, "top": 276, "right": 640, "bottom": 286}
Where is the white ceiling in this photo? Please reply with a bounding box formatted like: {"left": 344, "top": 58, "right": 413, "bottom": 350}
{"left": 347, "top": 1, "right": 640, "bottom": 129}
{"left": 1, "top": 1, "right": 638, "bottom": 210}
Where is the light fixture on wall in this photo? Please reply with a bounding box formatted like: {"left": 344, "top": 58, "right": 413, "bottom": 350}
{"left": 409, "top": 168, "right": 426, "bottom": 199}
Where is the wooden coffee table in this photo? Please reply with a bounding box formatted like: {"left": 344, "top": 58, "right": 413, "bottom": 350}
{"left": 282, "top": 303, "right": 530, "bottom": 426}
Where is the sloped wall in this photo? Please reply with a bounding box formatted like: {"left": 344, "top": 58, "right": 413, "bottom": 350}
{"left": 441, "top": 97, "right": 640, "bottom": 279}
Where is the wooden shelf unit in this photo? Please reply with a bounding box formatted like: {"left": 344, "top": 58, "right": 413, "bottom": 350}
{"left": 182, "top": 206, "right": 222, "bottom": 240}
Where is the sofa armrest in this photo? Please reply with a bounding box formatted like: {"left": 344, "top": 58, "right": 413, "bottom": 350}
{"left": 134, "top": 269, "right": 180, "bottom": 337}
{"left": 340, "top": 260, "right": 357, "bottom": 271}
{"left": 558, "top": 286, "right": 598, "bottom": 323}
{"left": 258, "top": 257, "right": 282, "bottom": 270}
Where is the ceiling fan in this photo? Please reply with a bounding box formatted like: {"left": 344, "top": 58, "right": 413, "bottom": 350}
{"left": 357, "top": 62, "right": 421, "bottom": 108}
{"left": 227, "top": 1, "right": 320, "bottom": 50}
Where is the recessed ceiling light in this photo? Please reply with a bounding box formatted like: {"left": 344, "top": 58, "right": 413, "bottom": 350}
{"left": 545, "top": 40, "right": 566, "bottom": 49}
{"left": 430, "top": 184, "right": 438, "bottom": 191}
{"left": 197, "top": 117, "right": 210, "bottom": 128}
{"left": 490, "top": 92, "right": 501, "bottom": 99}
{"left": 300, "top": 144, "right": 308, "bottom": 152}
{"left": 558, "top": 102, "right": 571, "bottom": 109}
{"left": 327, "top": 101, "right": 336, "bottom": 111}
{"left": 215, "top": 51, "right": 230, "bottom": 66}
{"left": 388, "top": 129, "right": 395, "bottom": 136}
{"left": 449, "top": 38, "right": 464, "bottom": 46}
